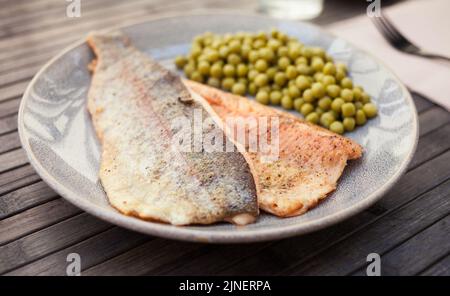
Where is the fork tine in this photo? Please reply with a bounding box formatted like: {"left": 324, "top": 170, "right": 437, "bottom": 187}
{"left": 372, "top": 17, "right": 397, "bottom": 46}
{"left": 379, "top": 13, "right": 416, "bottom": 47}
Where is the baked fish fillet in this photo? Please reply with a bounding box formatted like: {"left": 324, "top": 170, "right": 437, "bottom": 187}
{"left": 185, "top": 80, "right": 363, "bottom": 217}
{"left": 87, "top": 32, "right": 258, "bottom": 225}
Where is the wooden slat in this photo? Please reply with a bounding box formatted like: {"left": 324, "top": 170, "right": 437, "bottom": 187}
{"left": 410, "top": 91, "right": 435, "bottom": 113}
{"left": 82, "top": 238, "right": 202, "bottom": 276}
{"left": 0, "top": 165, "right": 39, "bottom": 196}
{"left": 0, "top": 180, "right": 57, "bottom": 219}
{"left": 418, "top": 106, "right": 450, "bottom": 136}
{"left": 0, "top": 81, "right": 29, "bottom": 103}
{"left": 0, "top": 131, "right": 21, "bottom": 154}
{"left": 352, "top": 215, "right": 450, "bottom": 276}
{"left": 408, "top": 123, "right": 450, "bottom": 169}
{"left": 283, "top": 178, "right": 450, "bottom": 276}
{"left": 0, "top": 198, "right": 80, "bottom": 245}
{"left": 7, "top": 227, "right": 148, "bottom": 276}
{"left": 420, "top": 254, "right": 450, "bottom": 276}
{"left": 0, "top": 213, "right": 111, "bottom": 274}
{"left": 0, "top": 148, "right": 28, "bottom": 174}
{"left": 0, "top": 98, "right": 21, "bottom": 118}
{"left": 0, "top": 114, "right": 18, "bottom": 135}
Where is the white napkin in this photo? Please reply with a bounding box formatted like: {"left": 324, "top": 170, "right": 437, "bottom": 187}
{"left": 328, "top": 0, "right": 450, "bottom": 111}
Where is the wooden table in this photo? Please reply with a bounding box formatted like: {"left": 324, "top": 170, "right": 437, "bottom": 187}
{"left": 0, "top": 0, "right": 449, "bottom": 276}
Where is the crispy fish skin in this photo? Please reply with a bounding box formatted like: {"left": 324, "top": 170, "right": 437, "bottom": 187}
{"left": 185, "top": 80, "right": 363, "bottom": 217}
{"left": 87, "top": 32, "right": 258, "bottom": 225}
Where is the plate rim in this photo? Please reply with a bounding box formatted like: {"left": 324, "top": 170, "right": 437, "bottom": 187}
{"left": 17, "top": 11, "right": 419, "bottom": 243}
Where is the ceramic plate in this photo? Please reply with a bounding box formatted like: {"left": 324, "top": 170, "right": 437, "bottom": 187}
{"left": 18, "top": 13, "right": 418, "bottom": 243}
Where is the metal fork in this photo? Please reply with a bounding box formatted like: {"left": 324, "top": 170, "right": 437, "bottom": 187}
{"left": 372, "top": 13, "right": 450, "bottom": 62}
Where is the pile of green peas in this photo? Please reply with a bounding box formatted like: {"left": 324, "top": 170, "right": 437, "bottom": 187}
{"left": 174, "top": 30, "right": 377, "bottom": 134}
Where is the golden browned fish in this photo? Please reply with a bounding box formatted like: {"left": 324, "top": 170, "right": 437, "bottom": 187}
{"left": 185, "top": 80, "right": 362, "bottom": 217}
{"left": 87, "top": 32, "right": 258, "bottom": 225}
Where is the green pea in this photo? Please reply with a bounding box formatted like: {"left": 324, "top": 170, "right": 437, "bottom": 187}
{"left": 285, "top": 65, "right": 298, "bottom": 79}
{"left": 268, "top": 39, "right": 281, "bottom": 51}
{"left": 327, "top": 84, "right": 341, "bottom": 98}
{"left": 241, "top": 44, "right": 251, "bottom": 59}
{"left": 356, "top": 110, "right": 367, "bottom": 125}
{"left": 303, "top": 89, "right": 314, "bottom": 103}
{"left": 297, "top": 64, "right": 311, "bottom": 75}
{"left": 318, "top": 97, "right": 332, "bottom": 110}
{"left": 341, "top": 89, "right": 354, "bottom": 102}
{"left": 288, "top": 85, "right": 301, "bottom": 98}
{"left": 270, "top": 91, "right": 283, "bottom": 105}
{"left": 207, "top": 77, "right": 221, "bottom": 88}
{"left": 255, "top": 73, "right": 269, "bottom": 87}
{"left": 277, "top": 46, "right": 289, "bottom": 57}
{"left": 322, "top": 75, "right": 336, "bottom": 87}
{"left": 330, "top": 109, "right": 340, "bottom": 120}
{"left": 311, "top": 82, "right": 325, "bottom": 98}
{"left": 281, "top": 96, "right": 294, "bottom": 109}
{"left": 295, "top": 75, "right": 311, "bottom": 90}
{"left": 314, "top": 72, "right": 324, "bottom": 82}
{"left": 274, "top": 72, "right": 287, "bottom": 87}
{"left": 210, "top": 63, "right": 222, "bottom": 78}
{"left": 223, "top": 64, "right": 235, "bottom": 77}
{"left": 355, "top": 102, "right": 363, "bottom": 110}
{"left": 190, "top": 71, "right": 203, "bottom": 83}
{"left": 340, "top": 77, "right": 353, "bottom": 89}
{"left": 301, "top": 47, "right": 313, "bottom": 59}
{"left": 323, "top": 62, "right": 336, "bottom": 75}
{"left": 330, "top": 121, "right": 344, "bottom": 134}
{"left": 259, "top": 48, "right": 275, "bottom": 61}
{"left": 219, "top": 45, "right": 230, "bottom": 58}
{"left": 306, "top": 112, "right": 319, "bottom": 124}
{"left": 227, "top": 53, "right": 241, "bottom": 65}
{"left": 266, "top": 67, "right": 277, "bottom": 80}
{"left": 361, "top": 92, "right": 371, "bottom": 104}
{"left": 295, "top": 56, "right": 308, "bottom": 65}
{"left": 341, "top": 102, "right": 356, "bottom": 117}
{"left": 336, "top": 63, "right": 347, "bottom": 74}
{"left": 363, "top": 103, "right": 378, "bottom": 118}
{"left": 248, "top": 50, "right": 259, "bottom": 63}
{"left": 256, "top": 90, "right": 270, "bottom": 105}
{"left": 271, "top": 83, "right": 281, "bottom": 91}
{"left": 311, "top": 57, "right": 325, "bottom": 72}
{"left": 320, "top": 112, "right": 335, "bottom": 128}
{"left": 229, "top": 40, "right": 241, "bottom": 53}
{"left": 331, "top": 98, "right": 345, "bottom": 113}
{"left": 232, "top": 83, "right": 246, "bottom": 95}
{"left": 278, "top": 56, "right": 291, "bottom": 70}
{"left": 221, "top": 77, "right": 235, "bottom": 90}
{"left": 343, "top": 117, "right": 356, "bottom": 132}
{"left": 288, "top": 45, "right": 302, "bottom": 60}
{"left": 353, "top": 87, "right": 363, "bottom": 101}
{"left": 312, "top": 47, "right": 326, "bottom": 58}
{"left": 315, "top": 107, "right": 325, "bottom": 116}
{"left": 253, "top": 39, "right": 265, "bottom": 49}
{"left": 183, "top": 63, "right": 195, "bottom": 77}
{"left": 301, "top": 103, "right": 314, "bottom": 116}
{"left": 175, "top": 55, "right": 187, "bottom": 69}
{"left": 248, "top": 83, "right": 257, "bottom": 96}
{"left": 248, "top": 69, "right": 258, "bottom": 81}
{"left": 294, "top": 98, "right": 305, "bottom": 111}
{"left": 237, "top": 64, "right": 248, "bottom": 77}
{"left": 198, "top": 60, "right": 210, "bottom": 75}
{"left": 335, "top": 69, "right": 346, "bottom": 81}
{"left": 255, "top": 59, "right": 268, "bottom": 72}
{"left": 206, "top": 49, "right": 220, "bottom": 63}
{"left": 190, "top": 44, "right": 202, "bottom": 58}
